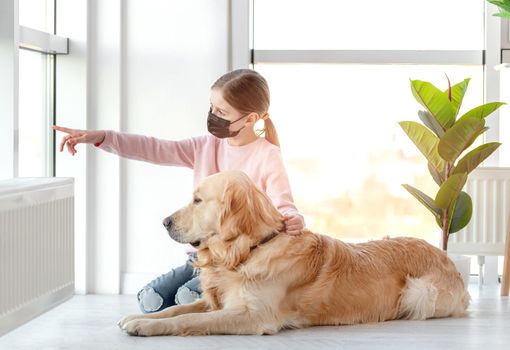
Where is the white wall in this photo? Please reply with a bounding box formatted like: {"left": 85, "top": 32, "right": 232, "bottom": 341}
{"left": 56, "top": 0, "right": 232, "bottom": 294}
{"left": 121, "top": 0, "right": 230, "bottom": 293}
{"left": 55, "top": 0, "right": 89, "bottom": 294}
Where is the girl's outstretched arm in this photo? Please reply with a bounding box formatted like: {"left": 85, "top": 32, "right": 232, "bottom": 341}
{"left": 53, "top": 125, "right": 202, "bottom": 168}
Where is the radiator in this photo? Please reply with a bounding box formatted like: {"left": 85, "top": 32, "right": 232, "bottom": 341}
{"left": 0, "top": 177, "right": 74, "bottom": 336}
{"left": 448, "top": 167, "right": 510, "bottom": 256}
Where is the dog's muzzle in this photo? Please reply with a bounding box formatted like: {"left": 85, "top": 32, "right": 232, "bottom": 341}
{"left": 163, "top": 215, "right": 201, "bottom": 247}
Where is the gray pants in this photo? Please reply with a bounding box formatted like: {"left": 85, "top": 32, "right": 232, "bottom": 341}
{"left": 137, "top": 253, "right": 202, "bottom": 313}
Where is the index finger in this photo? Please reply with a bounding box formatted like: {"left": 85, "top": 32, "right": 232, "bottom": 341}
{"left": 52, "top": 125, "right": 74, "bottom": 134}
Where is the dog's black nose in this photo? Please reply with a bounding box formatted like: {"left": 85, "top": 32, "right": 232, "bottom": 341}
{"left": 163, "top": 216, "right": 172, "bottom": 229}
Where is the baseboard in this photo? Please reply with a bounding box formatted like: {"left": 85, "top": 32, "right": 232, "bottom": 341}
{"left": 0, "top": 284, "right": 74, "bottom": 337}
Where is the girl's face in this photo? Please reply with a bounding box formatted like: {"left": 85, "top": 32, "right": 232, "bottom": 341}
{"left": 209, "top": 88, "right": 260, "bottom": 141}
{"left": 209, "top": 88, "right": 248, "bottom": 128}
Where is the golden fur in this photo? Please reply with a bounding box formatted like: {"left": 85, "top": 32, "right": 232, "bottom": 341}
{"left": 118, "top": 170, "right": 469, "bottom": 336}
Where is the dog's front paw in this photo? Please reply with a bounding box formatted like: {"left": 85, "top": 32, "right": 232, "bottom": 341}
{"left": 124, "top": 319, "right": 163, "bottom": 337}
{"left": 118, "top": 314, "right": 145, "bottom": 329}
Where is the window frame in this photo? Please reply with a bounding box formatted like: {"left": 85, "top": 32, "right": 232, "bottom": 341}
{"left": 17, "top": 0, "right": 69, "bottom": 177}
{"left": 230, "top": 0, "right": 503, "bottom": 165}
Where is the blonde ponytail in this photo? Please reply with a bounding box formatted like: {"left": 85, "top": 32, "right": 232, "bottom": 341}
{"left": 262, "top": 118, "right": 280, "bottom": 147}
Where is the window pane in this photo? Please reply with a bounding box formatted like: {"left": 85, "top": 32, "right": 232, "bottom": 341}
{"left": 254, "top": 0, "right": 484, "bottom": 50}
{"left": 19, "top": 0, "right": 54, "bottom": 33}
{"left": 18, "top": 49, "right": 52, "bottom": 177}
{"left": 255, "top": 63, "right": 484, "bottom": 244}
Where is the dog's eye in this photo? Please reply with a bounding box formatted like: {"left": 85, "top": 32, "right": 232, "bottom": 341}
{"left": 193, "top": 197, "right": 202, "bottom": 205}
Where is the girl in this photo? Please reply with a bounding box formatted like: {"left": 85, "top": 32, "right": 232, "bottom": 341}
{"left": 53, "top": 68, "right": 305, "bottom": 313}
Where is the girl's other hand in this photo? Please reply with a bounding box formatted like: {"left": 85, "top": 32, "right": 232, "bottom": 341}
{"left": 283, "top": 214, "right": 304, "bottom": 235}
{"left": 52, "top": 125, "right": 105, "bottom": 156}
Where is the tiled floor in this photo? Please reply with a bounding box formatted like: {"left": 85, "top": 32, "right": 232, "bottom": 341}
{"left": 0, "top": 282, "right": 509, "bottom": 350}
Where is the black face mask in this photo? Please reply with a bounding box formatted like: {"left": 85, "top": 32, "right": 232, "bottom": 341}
{"left": 207, "top": 108, "right": 247, "bottom": 139}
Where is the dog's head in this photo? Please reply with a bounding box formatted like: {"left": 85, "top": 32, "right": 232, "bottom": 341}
{"left": 163, "top": 171, "right": 284, "bottom": 269}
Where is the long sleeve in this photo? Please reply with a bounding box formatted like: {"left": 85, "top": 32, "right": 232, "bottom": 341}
{"left": 97, "top": 130, "right": 202, "bottom": 168}
{"left": 262, "top": 148, "right": 302, "bottom": 219}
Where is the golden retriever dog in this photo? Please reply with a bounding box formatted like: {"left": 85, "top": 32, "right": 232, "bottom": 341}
{"left": 118, "top": 170, "right": 469, "bottom": 336}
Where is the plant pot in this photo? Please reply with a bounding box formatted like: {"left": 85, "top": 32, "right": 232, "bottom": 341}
{"left": 448, "top": 254, "right": 471, "bottom": 288}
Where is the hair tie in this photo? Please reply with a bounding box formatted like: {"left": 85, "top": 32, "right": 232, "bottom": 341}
{"left": 261, "top": 113, "right": 270, "bottom": 121}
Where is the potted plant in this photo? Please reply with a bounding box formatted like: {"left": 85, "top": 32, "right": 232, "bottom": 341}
{"left": 487, "top": 0, "right": 510, "bottom": 19}
{"left": 399, "top": 77, "right": 505, "bottom": 285}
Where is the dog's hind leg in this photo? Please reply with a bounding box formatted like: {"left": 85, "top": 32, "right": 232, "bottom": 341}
{"left": 428, "top": 273, "right": 470, "bottom": 318}
{"left": 398, "top": 274, "right": 469, "bottom": 320}
{"left": 398, "top": 275, "right": 438, "bottom": 320}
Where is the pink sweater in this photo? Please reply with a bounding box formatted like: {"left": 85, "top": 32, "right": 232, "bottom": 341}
{"left": 97, "top": 131, "right": 301, "bottom": 251}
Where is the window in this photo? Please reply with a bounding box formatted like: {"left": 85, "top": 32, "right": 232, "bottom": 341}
{"left": 252, "top": 0, "right": 488, "bottom": 244}
{"left": 19, "top": 0, "right": 54, "bottom": 33}
{"left": 17, "top": 0, "right": 61, "bottom": 177}
{"left": 18, "top": 50, "right": 54, "bottom": 177}
{"left": 254, "top": 0, "right": 484, "bottom": 50}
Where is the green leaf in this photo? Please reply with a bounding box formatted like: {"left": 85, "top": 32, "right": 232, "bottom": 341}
{"left": 443, "top": 78, "right": 470, "bottom": 118}
{"left": 494, "top": 11, "right": 510, "bottom": 19}
{"left": 437, "top": 117, "right": 485, "bottom": 162}
{"left": 410, "top": 80, "right": 457, "bottom": 130}
{"left": 478, "top": 126, "right": 490, "bottom": 135}
{"left": 399, "top": 121, "right": 445, "bottom": 176}
{"left": 402, "top": 184, "right": 442, "bottom": 219}
{"left": 487, "top": 0, "right": 510, "bottom": 13}
{"left": 456, "top": 102, "right": 505, "bottom": 124}
{"left": 428, "top": 162, "right": 444, "bottom": 186}
{"left": 452, "top": 142, "right": 502, "bottom": 176}
{"left": 436, "top": 216, "right": 443, "bottom": 229}
{"left": 448, "top": 191, "right": 473, "bottom": 234}
{"left": 418, "top": 110, "right": 445, "bottom": 137}
{"left": 435, "top": 173, "right": 468, "bottom": 210}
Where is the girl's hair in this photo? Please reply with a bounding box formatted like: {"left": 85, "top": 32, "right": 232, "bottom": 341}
{"left": 211, "top": 69, "right": 280, "bottom": 147}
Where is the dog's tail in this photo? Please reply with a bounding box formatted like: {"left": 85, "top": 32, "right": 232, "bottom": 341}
{"left": 398, "top": 274, "right": 469, "bottom": 320}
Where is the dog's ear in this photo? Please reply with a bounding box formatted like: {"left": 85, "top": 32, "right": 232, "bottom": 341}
{"left": 219, "top": 181, "right": 252, "bottom": 242}
{"left": 249, "top": 186, "right": 285, "bottom": 232}
{"left": 214, "top": 177, "right": 284, "bottom": 270}
{"left": 220, "top": 178, "right": 282, "bottom": 241}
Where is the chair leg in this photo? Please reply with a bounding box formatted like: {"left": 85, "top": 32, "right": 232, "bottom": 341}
{"left": 478, "top": 256, "right": 485, "bottom": 288}
{"left": 501, "top": 209, "right": 510, "bottom": 296}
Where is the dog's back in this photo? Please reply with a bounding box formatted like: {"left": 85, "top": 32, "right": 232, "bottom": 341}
{"left": 230, "top": 232, "right": 469, "bottom": 330}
